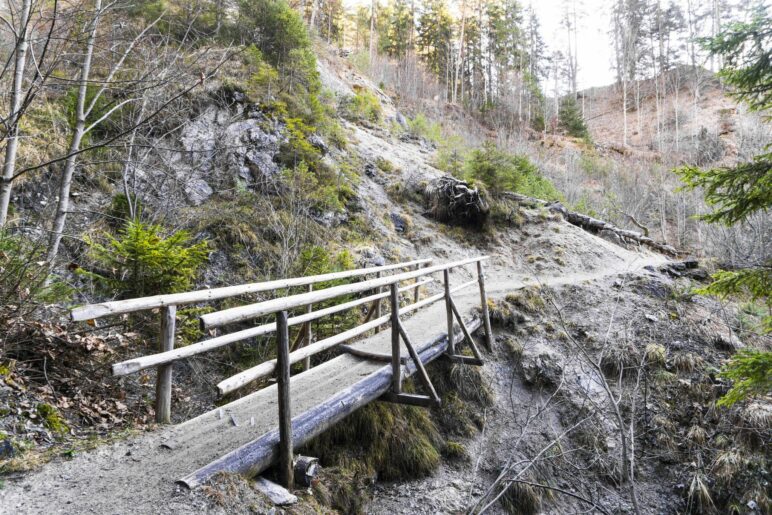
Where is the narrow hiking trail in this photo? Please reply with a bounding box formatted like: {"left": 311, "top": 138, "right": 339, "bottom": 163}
{"left": 1, "top": 244, "right": 669, "bottom": 514}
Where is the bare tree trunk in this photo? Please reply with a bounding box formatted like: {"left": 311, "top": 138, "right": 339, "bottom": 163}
{"left": 674, "top": 68, "right": 680, "bottom": 152}
{"left": 369, "top": 0, "right": 376, "bottom": 67}
{"left": 571, "top": 0, "right": 584, "bottom": 94}
{"left": 309, "top": 0, "right": 319, "bottom": 31}
{"left": 0, "top": 0, "right": 33, "bottom": 227}
{"left": 47, "top": 0, "right": 102, "bottom": 262}
{"left": 622, "top": 75, "right": 628, "bottom": 146}
{"left": 453, "top": 0, "right": 466, "bottom": 104}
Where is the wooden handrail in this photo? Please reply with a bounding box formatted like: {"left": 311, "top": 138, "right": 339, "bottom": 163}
{"left": 215, "top": 278, "right": 478, "bottom": 396}
{"left": 71, "top": 258, "right": 433, "bottom": 321}
{"left": 200, "top": 256, "right": 489, "bottom": 329}
{"left": 111, "top": 279, "right": 433, "bottom": 377}
{"left": 71, "top": 257, "right": 431, "bottom": 424}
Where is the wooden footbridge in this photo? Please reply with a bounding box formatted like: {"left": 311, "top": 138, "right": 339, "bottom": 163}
{"left": 70, "top": 256, "right": 493, "bottom": 491}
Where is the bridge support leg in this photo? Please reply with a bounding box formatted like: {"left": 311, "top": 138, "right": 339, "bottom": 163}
{"left": 477, "top": 261, "right": 494, "bottom": 351}
{"left": 390, "top": 283, "right": 401, "bottom": 394}
{"left": 443, "top": 269, "right": 455, "bottom": 355}
{"left": 382, "top": 283, "right": 440, "bottom": 407}
{"left": 276, "top": 311, "right": 294, "bottom": 488}
{"left": 156, "top": 305, "right": 176, "bottom": 424}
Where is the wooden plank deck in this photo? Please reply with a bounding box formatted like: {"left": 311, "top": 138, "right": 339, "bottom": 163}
{"left": 159, "top": 284, "right": 483, "bottom": 475}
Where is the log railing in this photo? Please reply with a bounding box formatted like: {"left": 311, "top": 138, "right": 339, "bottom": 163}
{"left": 179, "top": 254, "right": 492, "bottom": 488}
{"left": 71, "top": 258, "right": 432, "bottom": 424}
{"left": 200, "top": 255, "right": 492, "bottom": 487}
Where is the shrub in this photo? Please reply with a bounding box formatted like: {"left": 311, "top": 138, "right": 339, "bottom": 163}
{"left": 84, "top": 220, "right": 209, "bottom": 298}
{"left": 0, "top": 232, "right": 70, "bottom": 322}
{"left": 407, "top": 113, "right": 442, "bottom": 142}
{"left": 465, "top": 142, "right": 561, "bottom": 200}
{"left": 435, "top": 135, "right": 468, "bottom": 176}
{"left": 294, "top": 245, "right": 357, "bottom": 339}
{"left": 235, "top": 0, "right": 310, "bottom": 66}
{"left": 341, "top": 90, "right": 382, "bottom": 123}
{"left": 244, "top": 46, "right": 280, "bottom": 100}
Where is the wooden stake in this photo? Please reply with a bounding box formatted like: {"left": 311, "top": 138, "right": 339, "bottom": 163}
{"left": 374, "top": 271, "right": 382, "bottom": 334}
{"left": 303, "top": 284, "right": 312, "bottom": 371}
{"left": 413, "top": 263, "right": 421, "bottom": 304}
{"left": 155, "top": 305, "right": 176, "bottom": 424}
{"left": 477, "top": 261, "right": 493, "bottom": 351}
{"left": 390, "top": 283, "right": 401, "bottom": 394}
{"left": 444, "top": 269, "right": 455, "bottom": 354}
{"left": 276, "top": 311, "right": 293, "bottom": 488}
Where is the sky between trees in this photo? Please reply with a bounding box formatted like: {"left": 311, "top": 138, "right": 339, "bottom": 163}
{"left": 345, "top": 0, "right": 759, "bottom": 90}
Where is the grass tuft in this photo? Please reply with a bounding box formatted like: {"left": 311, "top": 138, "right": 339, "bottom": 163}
{"left": 505, "top": 287, "right": 545, "bottom": 314}
{"left": 672, "top": 352, "right": 705, "bottom": 373}
{"left": 645, "top": 344, "right": 667, "bottom": 367}
{"left": 600, "top": 341, "right": 640, "bottom": 379}
{"left": 442, "top": 441, "right": 469, "bottom": 462}
{"left": 500, "top": 479, "right": 541, "bottom": 515}
{"left": 686, "top": 471, "right": 715, "bottom": 514}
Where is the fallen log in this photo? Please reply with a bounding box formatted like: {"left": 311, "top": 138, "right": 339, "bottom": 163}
{"left": 177, "top": 317, "right": 482, "bottom": 489}
{"left": 502, "top": 191, "right": 678, "bottom": 256}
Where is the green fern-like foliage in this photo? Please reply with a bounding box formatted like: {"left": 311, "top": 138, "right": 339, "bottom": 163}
{"left": 717, "top": 349, "right": 772, "bottom": 407}
{"left": 702, "top": 5, "right": 772, "bottom": 114}
{"left": 677, "top": 8, "right": 772, "bottom": 406}
{"left": 675, "top": 155, "right": 772, "bottom": 226}
{"left": 85, "top": 220, "right": 209, "bottom": 298}
{"left": 696, "top": 267, "right": 772, "bottom": 333}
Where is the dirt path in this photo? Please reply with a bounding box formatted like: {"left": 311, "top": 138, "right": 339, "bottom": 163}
{"left": 0, "top": 248, "right": 668, "bottom": 514}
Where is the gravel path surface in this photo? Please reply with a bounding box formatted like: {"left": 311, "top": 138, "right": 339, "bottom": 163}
{"left": 1, "top": 245, "right": 667, "bottom": 514}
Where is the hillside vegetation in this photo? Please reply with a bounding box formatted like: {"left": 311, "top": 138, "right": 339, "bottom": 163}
{"left": 0, "top": 1, "right": 769, "bottom": 514}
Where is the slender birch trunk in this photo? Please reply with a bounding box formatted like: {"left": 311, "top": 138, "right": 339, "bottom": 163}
{"left": 0, "top": 0, "right": 33, "bottom": 227}
{"left": 47, "top": 0, "right": 102, "bottom": 262}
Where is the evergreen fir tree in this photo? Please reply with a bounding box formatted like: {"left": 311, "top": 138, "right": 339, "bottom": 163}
{"left": 558, "top": 95, "right": 589, "bottom": 139}
{"left": 675, "top": 5, "right": 771, "bottom": 404}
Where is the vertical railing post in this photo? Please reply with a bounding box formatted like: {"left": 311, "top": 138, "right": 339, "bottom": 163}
{"left": 374, "top": 271, "right": 382, "bottom": 334}
{"left": 390, "top": 283, "right": 401, "bottom": 394}
{"left": 443, "top": 269, "right": 455, "bottom": 355}
{"left": 155, "top": 305, "right": 176, "bottom": 424}
{"left": 276, "top": 310, "right": 294, "bottom": 488}
{"left": 413, "top": 263, "right": 422, "bottom": 304}
{"left": 303, "top": 284, "right": 312, "bottom": 371}
{"left": 477, "top": 261, "right": 494, "bottom": 351}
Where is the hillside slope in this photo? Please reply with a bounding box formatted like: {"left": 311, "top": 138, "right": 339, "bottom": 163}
{"left": 2, "top": 42, "right": 768, "bottom": 515}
